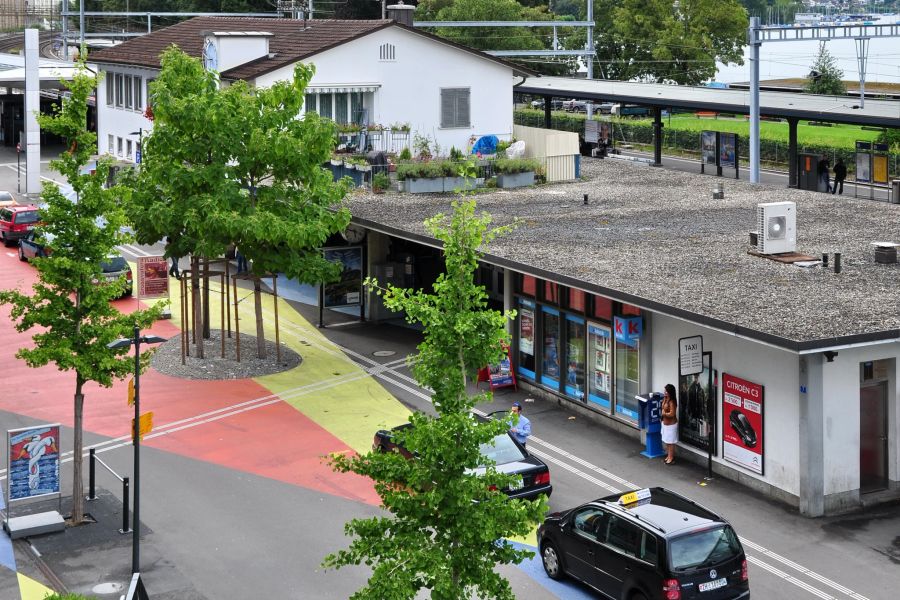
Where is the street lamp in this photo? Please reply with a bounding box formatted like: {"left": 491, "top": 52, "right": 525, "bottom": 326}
{"left": 108, "top": 326, "right": 166, "bottom": 575}
{"left": 129, "top": 129, "right": 142, "bottom": 164}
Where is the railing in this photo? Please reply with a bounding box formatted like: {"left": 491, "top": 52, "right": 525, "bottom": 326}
{"left": 337, "top": 129, "right": 411, "bottom": 155}
{"left": 87, "top": 447, "right": 131, "bottom": 534}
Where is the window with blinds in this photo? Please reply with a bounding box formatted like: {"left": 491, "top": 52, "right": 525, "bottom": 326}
{"left": 440, "top": 88, "right": 470, "bottom": 128}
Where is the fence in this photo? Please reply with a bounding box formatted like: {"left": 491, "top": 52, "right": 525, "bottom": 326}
{"left": 338, "top": 129, "right": 412, "bottom": 155}
{"left": 87, "top": 447, "right": 131, "bottom": 534}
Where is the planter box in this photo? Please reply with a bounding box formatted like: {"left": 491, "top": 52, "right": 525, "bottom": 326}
{"left": 443, "top": 176, "right": 476, "bottom": 192}
{"left": 405, "top": 177, "right": 444, "bottom": 193}
{"left": 496, "top": 171, "right": 535, "bottom": 189}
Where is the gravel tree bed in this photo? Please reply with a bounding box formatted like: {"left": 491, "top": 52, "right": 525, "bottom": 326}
{"left": 151, "top": 329, "right": 301, "bottom": 380}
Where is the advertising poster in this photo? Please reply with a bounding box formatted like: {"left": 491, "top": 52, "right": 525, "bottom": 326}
{"left": 137, "top": 256, "right": 169, "bottom": 299}
{"left": 701, "top": 131, "right": 717, "bottom": 165}
{"left": 856, "top": 152, "right": 871, "bottom": 183}
{"left": 873, "top": 154, "right": 888, "bottom": 184}
{"left": 678, "top": 352, "right": 716, "bottom": 455}
{"left": 519, "top": 308, "right": 534, "bottom": 356}
{"left": 323, "top": 246, "right": 363, "bottom": 308}
{"left": 487, "top": 346, "right": 516, "bottom": 390}
{"left": 719, "top": 133, "right": 736, "bottom": 168}
{"left": 587, "top": 322, "right": 611, "bottom": 407}
{"left": 8, "top": 425, "right": 61, "bottom": 502}
{"left": 723, "top": 373, "right": 764, "bottom": 474}
{"left": 599, "top": 122, "right": 611, "bottom": 147}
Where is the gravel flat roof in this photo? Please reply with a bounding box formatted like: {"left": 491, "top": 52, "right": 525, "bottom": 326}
{"left": 346, "top": 158, "right": 900, "bottom": 351}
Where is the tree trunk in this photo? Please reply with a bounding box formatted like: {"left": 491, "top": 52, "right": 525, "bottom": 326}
{"left": 71, "top": 376, "right": 85, "bottom": 523}
{"left": 202, "top": 258, "right": 211, "bottom": 339}
{"left": 192, "top": 256, "right": 204, "bottom": 358}
{"left": 253, "top": 278, "right": 267, "bottom": 359}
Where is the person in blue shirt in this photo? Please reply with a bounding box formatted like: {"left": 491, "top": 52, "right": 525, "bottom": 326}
{"left": 509, "top": 402, "right": 531, "bottom": 447}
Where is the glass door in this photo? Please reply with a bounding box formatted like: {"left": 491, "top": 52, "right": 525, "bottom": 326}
{"left": 517, "top": 298, "right": 536, "bottom": 380}
{"left": 541, "top": 306, "right": 561, "bottom": 389}
{"left": 565, "top": 315, "right": 586, "bottom": 401}
{"left": 587, "top": 322, "right": 612, "bottom": 410}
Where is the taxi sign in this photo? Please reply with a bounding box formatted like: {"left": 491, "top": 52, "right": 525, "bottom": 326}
{"left": 132, "top": 412, "right": 153, "bottom": 441}
{"left": 127, "top": 377, "right": 135, "bottom": 406}
{"left": 618, "top": 488, "right": 652, "bottom": 506}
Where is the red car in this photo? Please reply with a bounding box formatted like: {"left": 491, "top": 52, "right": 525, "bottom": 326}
{"left": 0, "top": 205, "right": 41, "bottom": 247}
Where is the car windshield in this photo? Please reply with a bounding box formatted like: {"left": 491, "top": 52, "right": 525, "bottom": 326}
{"left": 479, "top": 433, "right": 526, "bottom": 466}
{"left": 0, "top": 192, "right": 13, "bottom": 202}
{"left": 101, "top": 256, "right": 129, "bottom": 272}
{"left": 16, "top": 210, "right": 39, "bottom": 224}
{"left": 669, "top": 526, "right": 742, "bottom": 570}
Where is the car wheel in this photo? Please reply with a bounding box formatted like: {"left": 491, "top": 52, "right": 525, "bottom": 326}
{"left": 541, "top": 541, "right": 565, "bottom": 580}
{"left": 18, "top": 245, "right": 25, "bottom": 261}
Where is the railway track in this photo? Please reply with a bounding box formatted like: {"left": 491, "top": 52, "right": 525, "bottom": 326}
{"left": 0, "top": 31, "right": 61, "bottom": 59}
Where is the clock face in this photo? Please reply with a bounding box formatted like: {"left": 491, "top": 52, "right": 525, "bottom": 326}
{"left": 203, "top": 39, "right": 218, "bottom": 72}
{"left": 341, "top": 225, "right": 366, "bottom": 244}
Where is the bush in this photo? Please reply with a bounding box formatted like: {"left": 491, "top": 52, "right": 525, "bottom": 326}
{"left": 398, "top": 147, "right": 412, "bottom": 161}
{"left": 396, "top": 160, "right": 460, "bottom": 181}
{"left": 493, "top": 158, "right": 540, "bottom": 175}
{"left": 372, "top": 172, "right": 390, "bottom": 191}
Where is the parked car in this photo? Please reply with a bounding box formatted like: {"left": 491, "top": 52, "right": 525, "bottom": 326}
{"left": 611, "top": 103, "right": 651, "bottom": 117}
{"left": 564, "top": 99, "right": 588, "bottom": 113}
{"left": 538, "top": 487, "right": 749, "bottom": 599}
{"left": 530, "top": 98, "right": 565, "bottom": 110}
{"left": 596, "top": 102, "right": 616, "bottom": 114}
{"left": 373, "top": 416, "right": 552, "bottom": 500}
{"left": 98, "top": 255, "right": 134, "bottom": 298}
{"left": 0, "top": 204, "right": 40, "bottom": 246}
{"left": 0, "top": 190, "right": 15, "bottom": 208}
{"left": 17, "top": 231, "right": 51, "bottom": 261}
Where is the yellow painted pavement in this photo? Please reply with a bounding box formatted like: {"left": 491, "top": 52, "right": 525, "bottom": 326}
{"left": 16, "top": 572, "right": 54, "bottom": 600}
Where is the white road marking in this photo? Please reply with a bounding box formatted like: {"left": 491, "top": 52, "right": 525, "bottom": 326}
{"left": 746, "top": 556, "right": 836, "bottom": 600}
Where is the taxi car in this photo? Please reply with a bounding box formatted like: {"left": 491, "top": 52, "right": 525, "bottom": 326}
{"left": 373, "top": 417, "right": 552, "bottom": 500}
{"left": 538, "top": 487, "right": 749, "bottom": 599}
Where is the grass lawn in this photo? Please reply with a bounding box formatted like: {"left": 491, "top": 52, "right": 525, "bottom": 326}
{"left": 637, "top": 114, "right": 882, "bottom": 147}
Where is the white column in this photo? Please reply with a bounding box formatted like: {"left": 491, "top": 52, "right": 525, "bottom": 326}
{"left": 25, "top": 28, "right": 41, "bottom": 198}
{"left": 749, "top": 17, "right": 761, "bottom": 185}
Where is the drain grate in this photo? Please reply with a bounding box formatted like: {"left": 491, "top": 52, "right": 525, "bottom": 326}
{"left": 373, "top": 350, "right": 396, "bottom": 357}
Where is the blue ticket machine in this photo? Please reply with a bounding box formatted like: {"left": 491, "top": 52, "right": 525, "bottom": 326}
{"left": 636, "top": 393, "right": 666, "bottom": 459}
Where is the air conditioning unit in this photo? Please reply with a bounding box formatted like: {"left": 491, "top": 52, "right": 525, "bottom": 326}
{"left": 756, "top": 201, "right": 796, "bottom": 254}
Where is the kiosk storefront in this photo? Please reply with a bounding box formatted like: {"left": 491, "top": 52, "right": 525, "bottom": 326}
{"left": 514, "top": 274, "right": 645, "bottom": 426}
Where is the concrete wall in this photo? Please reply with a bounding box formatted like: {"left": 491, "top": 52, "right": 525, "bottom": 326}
{"left": 256, "top": 27, "right": 514, "bottom": 154}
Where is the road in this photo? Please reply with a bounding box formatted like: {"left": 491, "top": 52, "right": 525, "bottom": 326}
{"left": 0, "top": 147, "right": 897, "bottom": 600}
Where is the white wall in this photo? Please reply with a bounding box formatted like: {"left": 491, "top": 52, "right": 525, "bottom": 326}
{"left": 96, "top": 64, "right": 155, "bottom": 162}
{"left": 651, "top": 314, "right": 801, "bottom": 496}
{"left": 255, "top": 27, "right": 515, "bottom": 154}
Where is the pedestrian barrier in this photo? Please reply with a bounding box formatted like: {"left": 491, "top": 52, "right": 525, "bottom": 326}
{"left": 87, "top": 447, "right": 131, "bottom": 534}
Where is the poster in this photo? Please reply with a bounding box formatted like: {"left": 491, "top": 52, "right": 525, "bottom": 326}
{"left": 8, "top": 425, "right": 61, "bottom": 502}
{"left": 723, "top": 373, "right": 764, "bottom": 474}
{"left": 856, "top": 152, "right": 871, "bottom": 183}
{"left": 519, "top": 308, "right": 534, "bottom": 355}
{"left": 486, "top": 346, "right": 516, "bottom": 390}
{"left": 678, "top": 351, "right": 716, "bottom": 455}
{"left": 323, "top": 246, "right": 363, "bottom": 308}
{"left": 599, "top": 122, "right": 611, "bottom": 147}
{"left": 873, "top": 154, "right": 888, "bottom": 184}
{"left": 587, "top": 322, "right": 611, "bottom": 406}
{"left": 719, "top": 133, "right": 736, "bottom": 168}
{"left": 137, "top": 256, "right": 169, "bottom": 299}
{"left": 701, "top": 131, "right": 717, "bottom": 165}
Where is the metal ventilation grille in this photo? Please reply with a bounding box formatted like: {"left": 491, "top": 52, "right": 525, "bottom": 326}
{"left": 767, "top": 216, "right": 786, "bottom": 240}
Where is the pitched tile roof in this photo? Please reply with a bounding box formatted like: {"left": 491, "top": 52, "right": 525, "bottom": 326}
{"left": 89, "top": 17, "right": 532, "bottom": 80}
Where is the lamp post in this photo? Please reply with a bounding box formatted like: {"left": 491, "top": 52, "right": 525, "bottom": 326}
{"left": 129, "top": 128, "right": 142, "bottom": 164}
{"left": 108, "top": 326, "right": 166, "bottom": 574}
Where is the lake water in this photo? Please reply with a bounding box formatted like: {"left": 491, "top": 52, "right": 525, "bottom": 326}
{"left": 715, "top": 14, "right": 900, "bottom": 84}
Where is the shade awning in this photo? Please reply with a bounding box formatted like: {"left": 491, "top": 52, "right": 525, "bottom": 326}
{"left": 306, "top": 84, "right": 380, "bottom": 94}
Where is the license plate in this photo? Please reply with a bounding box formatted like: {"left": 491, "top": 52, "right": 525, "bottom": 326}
{"left": 508, "top": 477, "right": 523, "bottom": 491}
{"left": 26, "top": 225, "right": 34, "bottom": 230}
{"left": 699, "top": 578, "right": 728, "bottom": 592}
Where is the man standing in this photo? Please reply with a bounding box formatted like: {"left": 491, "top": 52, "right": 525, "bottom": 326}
{"left": 832, "top": 158, "right": 847, "bottom": 195}
{"left": 817, "top": 156, "right": 832, "bottom": 193}
{"left": 509, "top": 402, "right": 531, "bottom": 447}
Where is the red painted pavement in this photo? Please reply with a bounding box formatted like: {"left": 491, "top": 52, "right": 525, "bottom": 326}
{"left": 0, "top": 253, "right": 379, "bottom": 505}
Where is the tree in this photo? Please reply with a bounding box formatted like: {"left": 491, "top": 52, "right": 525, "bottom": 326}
{"left": 123, "top": 47, "right": 351, "bottom": 359}
{"left": 423, "top": 0, "right": 552, "bottom": 53}
{"left": 805, "top": 42, "right": 847, "bottom": 96}
{"left": 0, "top": 62, "right": 161, "bottom": 524}
{"left": 325, "top": 196, "right": 547, "bottom": 599}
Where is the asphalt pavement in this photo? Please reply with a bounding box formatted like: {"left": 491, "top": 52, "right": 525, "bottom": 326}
{"left": 0, "top": 145, "right": 898, "bottom": 600}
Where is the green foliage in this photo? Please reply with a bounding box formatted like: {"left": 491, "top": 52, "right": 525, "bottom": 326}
{"left": 0, "top": 62, "right": 161, "bottom": 523}
{"left": 398, "top": 147, "right": 412, "bottom": 161}
{"left": 419, "top": 0, "right": 552, "bottom": 51}
{"left": 43, "top": 594, "right": 97, "bottom": 600}
{"left": 372, "top": 172, "right": 391, "bottom": 192}
{"left": 805, "top": 42, "right": 847, "bottom": 96}
{"left": 493, "top": 158, "right": 540, "bottom": 175}
{"left": 449, "top": 145, "right": 464, "bottom": 160}
{"left": 122, "top": 47, "right": 351, "bottom": 284}
{"left": 877, "top": 128, "right": 900, "bottom": 154}
{"left": 396, "top": 160, "right": 460, "bottom": 180}
{"left": 326, "top": 200, "right": 544, "bottom": 600}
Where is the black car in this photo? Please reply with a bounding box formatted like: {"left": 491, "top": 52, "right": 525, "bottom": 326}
{"left": 99, "top": 255, "right": 134, "bottom": 298}
{"left": 373, "top": 418, "right": 552, "bottom": 500}
{"left": 729, "top": 411, "right": 757, "bottom": 448}
{"left": 538, "top": 487, "right": 749, "bottom": 599}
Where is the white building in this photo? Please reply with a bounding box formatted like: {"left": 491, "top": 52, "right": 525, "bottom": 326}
{"left": 90, "top": 11, "right": 527, "bottom": 165}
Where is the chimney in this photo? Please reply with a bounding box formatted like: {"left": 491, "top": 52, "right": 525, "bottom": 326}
{"left": 387, "top": 2, "right": 415, "bottom": 27}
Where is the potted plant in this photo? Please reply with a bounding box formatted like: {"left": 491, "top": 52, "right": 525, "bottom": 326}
{"left": 372, "top": 172, "right": 390, "bottom": 194}
{"left": 493, "top": 158, "right": 540, "bottom": 188}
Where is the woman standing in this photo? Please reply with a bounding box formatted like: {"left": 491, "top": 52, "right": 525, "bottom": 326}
{"left": 661, "top": 383, "right": 679, "bottom": 465}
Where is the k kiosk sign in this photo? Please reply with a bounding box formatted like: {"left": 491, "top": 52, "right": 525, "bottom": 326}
{"left": 614, "top": 316, "right": 642, "bottom": 346}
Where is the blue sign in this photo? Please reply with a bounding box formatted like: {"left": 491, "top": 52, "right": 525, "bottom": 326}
{"left": 614, "top": 316, "right": 642, "bottom": 346}
{"left": 135, "top": 150, "right": 142, "bottom": 164}
{"left": 8, "top": 425, "right": 61, "bottom": 502}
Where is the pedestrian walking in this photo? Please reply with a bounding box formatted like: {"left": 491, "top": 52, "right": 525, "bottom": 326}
{"left": 832, "top": 158, "right": 847, "bottom": 195}
{"left": 661, "top": 383, "right": 679, "bottom": 465}
{"left": 165, "top": 237, "right": 180, "bottom": 279}
{"left": 508, "top": 401, "right": 531, "bottom": 447}
{"left": 235, "top": 246, "right": 248, "bottom": 274}
{"left": 817, "top": 156, "right": 832, "bottom": 193}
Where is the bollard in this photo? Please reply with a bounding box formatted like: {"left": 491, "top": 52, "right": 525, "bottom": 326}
{"left": 822, "top": 253, "right": 829, "bottom": 268}
{"left": 88, "top": 448, "right": 96, "bottom": 501}
{"left": 121, "top": 477, "right": 131, "bottom": 534}
{"left": 583, "top": 193, "right": 589, "bottom": 205}
{"left": 834, "top": 252, "right": 842, "bottom": 274}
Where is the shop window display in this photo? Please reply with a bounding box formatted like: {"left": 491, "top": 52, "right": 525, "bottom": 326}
{"left": 565, "top": 316, "right": 586, "bottom": 401}
{"left": 542, "top": 307, "right": 561, "bottom": 388}
{"left": 615, "top": 337, "right": 640, "bottom": 422}
{"left": 587, "top": 322, "right": 612, "bottom": 408}
{"left": 518, "top": 299, "right": 536, "bottom": 379}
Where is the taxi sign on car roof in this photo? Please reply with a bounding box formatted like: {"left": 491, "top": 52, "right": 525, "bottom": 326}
{"left": 618, "top": 488, "right": 651, "bottom": 506}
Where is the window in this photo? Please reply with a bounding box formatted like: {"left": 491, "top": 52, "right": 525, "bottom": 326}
{"left": 567, "top": 288, "right": 586, "bottom": 312}
{"left": 145, "top": 78, "right": 155, "bottom": 108}
{"left": 319, "top": 94, "right": 332, "bottom": 119}
{"left": 621, "top": 303, "right": 641, "bottom": 316}
{"left": 440, "top": 87, "right": 470, "bottom": 128}
{"left": 640, "top": 532, "right": 658, "bottom": 565}
{"left": 114, "top": 73, "right": 124, "bottom": 107}
{"left": 572, "top": 508, "right": 606, "bottom": 540}
{"left": 133, "top": 76, "right": 143, "bottom": 110}
{"left": 124, "top": 75, "right": 133, "bottom": 109}
{"left": 116, "top": 137, "right": 123, "bottom": 156}
{"left": 565, "top": 316, "right": 585, "bottom": 401}
{"left": 126, "top": 140, "right": 133, "bottom": 159}
{"left": 604, "top": 516, "right": 641, "bottom": 557}
{"left": 106, "top": 73, "right": 114, "bottom": 106}
{"left": 519, "top": 274, "right": 536, "bottom": 296}
{"left": 107, "top": 134, "right": 114, "bottom": 153}
{"left": 304, "top": 94, "right": 317, "bottom": 114}
{"left": 541, "top": 307, "right": 561, "bottom": 388}
{"left": 544, "top": 281, "right": 559, "bottom": 304}
{"left": 379, "top": 42, "right": 396, "bottom": 61}
{"left": 593, "top": 295, "right": 613, "bottom": 320}
{"left": 350, "top": 92, "right": 362, "bottom": 124}
{"left": 518, "top": 299, "right": 536, "bottom": 380}
{"left": 335, "top": 94, "right": 348, "bottom": 124}
{"left": 615, "top": 329, "right": 640, "bottom": 422}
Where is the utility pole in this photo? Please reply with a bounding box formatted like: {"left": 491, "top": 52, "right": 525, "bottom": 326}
{"left": 585, "top": 0, "right": 594, "bottom": 119}
{"left": 748, "top": 16, "right": 761, "bottom": 185}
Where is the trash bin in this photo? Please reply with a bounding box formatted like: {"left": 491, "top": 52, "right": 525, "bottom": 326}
{"left": 636, "top": 393, "right": 666, "bottom": 459}
{"left": 891, "top": 179, "right": 900, "bottom": 204}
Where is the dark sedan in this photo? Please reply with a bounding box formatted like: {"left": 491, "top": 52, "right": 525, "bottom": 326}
{"left": 99, "top": 255, "right": 134, "bottom": 298}
{"left": 373, "top": 419, "right": 552, "bottom": 500}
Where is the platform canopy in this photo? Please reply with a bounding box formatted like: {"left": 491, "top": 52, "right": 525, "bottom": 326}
{"left": 518, "top": 76, "right": 900, "bottom": 128}
{"left": 0, "top": 53, "right": 80, "bottom": 89}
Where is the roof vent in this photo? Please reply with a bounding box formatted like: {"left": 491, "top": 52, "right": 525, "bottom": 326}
{"left": 387, "top": 2, "right": 415, "bottom": 27}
